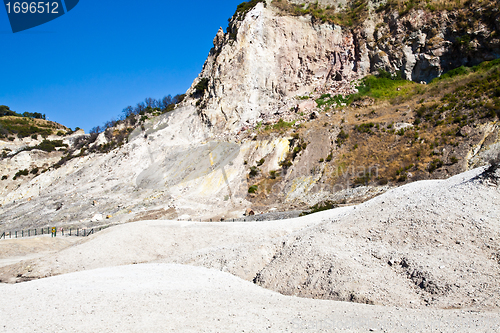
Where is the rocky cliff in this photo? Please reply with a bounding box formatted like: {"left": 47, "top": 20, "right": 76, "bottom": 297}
{"left": 186, "top": 0, "right": 500, "bottom": 134}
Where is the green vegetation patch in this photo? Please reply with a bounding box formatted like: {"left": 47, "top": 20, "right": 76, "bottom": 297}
{"left": 354, "top": 122, "right": 376, "bottom": 134}
{"left": 273, "top": 118, "right": 295, "bottom": 130}
{"left": 248, "top": 185, "right": 259, "bottom": 193}
{"left": 300, "top": 201, "right": 337, "bottom": 216}
{"left": 350, "top": 70, "right": 413, "bottom": 101}
{"left": 415, "top": 59, "right": 500, "bottom": 128}
{"left": 315, "top": 94, "right": 350, "bottom": 108}
{"left": 0, "top": 117, "right": 54, "bottom": 139}
{"left": 377, "top": 0, "right": 490, "bottom": 15}
{"left": 232, "top": 0, "right": 266, "bottom": 21}
{"left": 192, "top": 78, "right": 209, "bottom": 96}
{"left": 26, "top": 140, "right": 68, "bottom": 153}
{"left": 273, "top": 0, "right": 369, "bottom": 27}
{"left": 13, "top": 169, "right": 29, "bottom": 180}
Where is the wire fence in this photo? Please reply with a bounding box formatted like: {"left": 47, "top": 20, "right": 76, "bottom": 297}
{"left": 0, "top": 227, "right": 104, "bottom": 240}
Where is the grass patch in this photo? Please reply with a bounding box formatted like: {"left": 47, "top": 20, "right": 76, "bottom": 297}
{"left": 273, "top": 118, "right": 295, "bottom": 130}
{"left": 349, "top": 70, "right": 414, "bottom": 101}
{"left": 0, "top": 116, "right": 57, "bottom": 138}
{"left": 316, "top": 94, "right": 350, "bottom": 108}
{"left": 300, "top": 201, "right": 337, "bottom": 216}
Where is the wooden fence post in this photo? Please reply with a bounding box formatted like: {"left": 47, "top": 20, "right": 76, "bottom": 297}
{"left": 0, "top": 232, "right": 4, "bottom": 240}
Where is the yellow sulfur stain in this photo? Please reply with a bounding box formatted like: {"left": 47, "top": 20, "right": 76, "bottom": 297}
{"left": 286, "top": 176, "right": 318, "bottom": 202}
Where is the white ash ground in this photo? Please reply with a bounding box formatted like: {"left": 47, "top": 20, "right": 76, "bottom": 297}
{"left": 1, "top": 264, "right": 499, "bottom": 333}
{"left": 0, "top": 167, "right": 499, "bottom": 331}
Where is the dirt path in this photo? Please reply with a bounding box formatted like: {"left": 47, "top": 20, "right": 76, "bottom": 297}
{"left": 0, "top": 235, "right": 83, "bottom": 269}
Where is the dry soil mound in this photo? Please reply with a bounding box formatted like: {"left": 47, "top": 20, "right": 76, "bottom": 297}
{"left": 254, "top": 168, "right": 500, "bottom": 309}
{"left": 0, "top": 167, "right": 499, "bottom": 312}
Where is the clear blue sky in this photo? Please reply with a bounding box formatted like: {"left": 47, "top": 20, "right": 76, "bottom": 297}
{"left": 0, "top": 0, "right": 244, "bottom": 132}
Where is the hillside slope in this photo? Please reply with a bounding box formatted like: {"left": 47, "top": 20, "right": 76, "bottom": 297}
{"left": 0, "top": 0, "right": 499, "bottom": 229}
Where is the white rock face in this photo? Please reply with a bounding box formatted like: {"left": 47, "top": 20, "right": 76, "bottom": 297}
{"left": 0, "top": 104, "right": 293, "bottom": 229}
{"left": 187, "top": 3, "right": 365, "bottom": 134}
{"left": 90, "top": 132, "right": 108, "bottom": 148}
{"left": 184, "top": 0, "right": 500, "bottom": 136}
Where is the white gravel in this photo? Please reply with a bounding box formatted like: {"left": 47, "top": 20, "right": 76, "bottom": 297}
{"left": 1, "top": 263, "right": 499, "bottom": 333}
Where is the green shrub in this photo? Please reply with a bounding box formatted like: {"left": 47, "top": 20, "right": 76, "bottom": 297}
{"left": 396, "top": 128, "right": 406, "bottom": 136}
{"left": 29, "top": 140, "right": 68, "bottom": 152}
{"left": 1, "top": 175, "right": 7, "bottom": 180}
{"left": 269, "top": 170, "right": 278, "bottom": 179}
{"left": 354, "top": 172, "right": 372, "bottom": 185}
{"left": 336, "top": 130, "right": 349, "bottom": 146}
{"left": 13, "top": 169, "right": 29, "bottom": 180}
{"left": 249, "top": 166, "right": 260, "bottom": 178}
{"left": 279, "top": 160, "right": 293, "bottom": 169}
{"left": 193, "top": 78, "right": 209, "bottom": 96}
{"left": 248, "top": 185, "right": 258, "bottom": 194}
{"left": 256, "top": 158, "right": 265, "bottom": 166}
{"left": 377, "top": 177, "right": 389, "bottom": 185}
{"left": 355, "top": 122, "right": 376, "bottom": 134}
{"left": 428, "top": 159, "right": 443, "bottom": 173}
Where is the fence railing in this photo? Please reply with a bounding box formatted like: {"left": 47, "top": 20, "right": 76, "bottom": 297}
{"left": 0, "top": 227, "right": 101, "bottom": 240}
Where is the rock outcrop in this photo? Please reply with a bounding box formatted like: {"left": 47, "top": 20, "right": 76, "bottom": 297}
{"left": 186, "top": 2, "right": 365, "bottom": 134}
{"left": 184, "top": 0, "right": 500, "bottom": 134}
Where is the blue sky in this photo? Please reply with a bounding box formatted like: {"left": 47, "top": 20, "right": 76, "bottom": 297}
{"left": 0, "top": 0, "right": 244, "bottom": 131}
